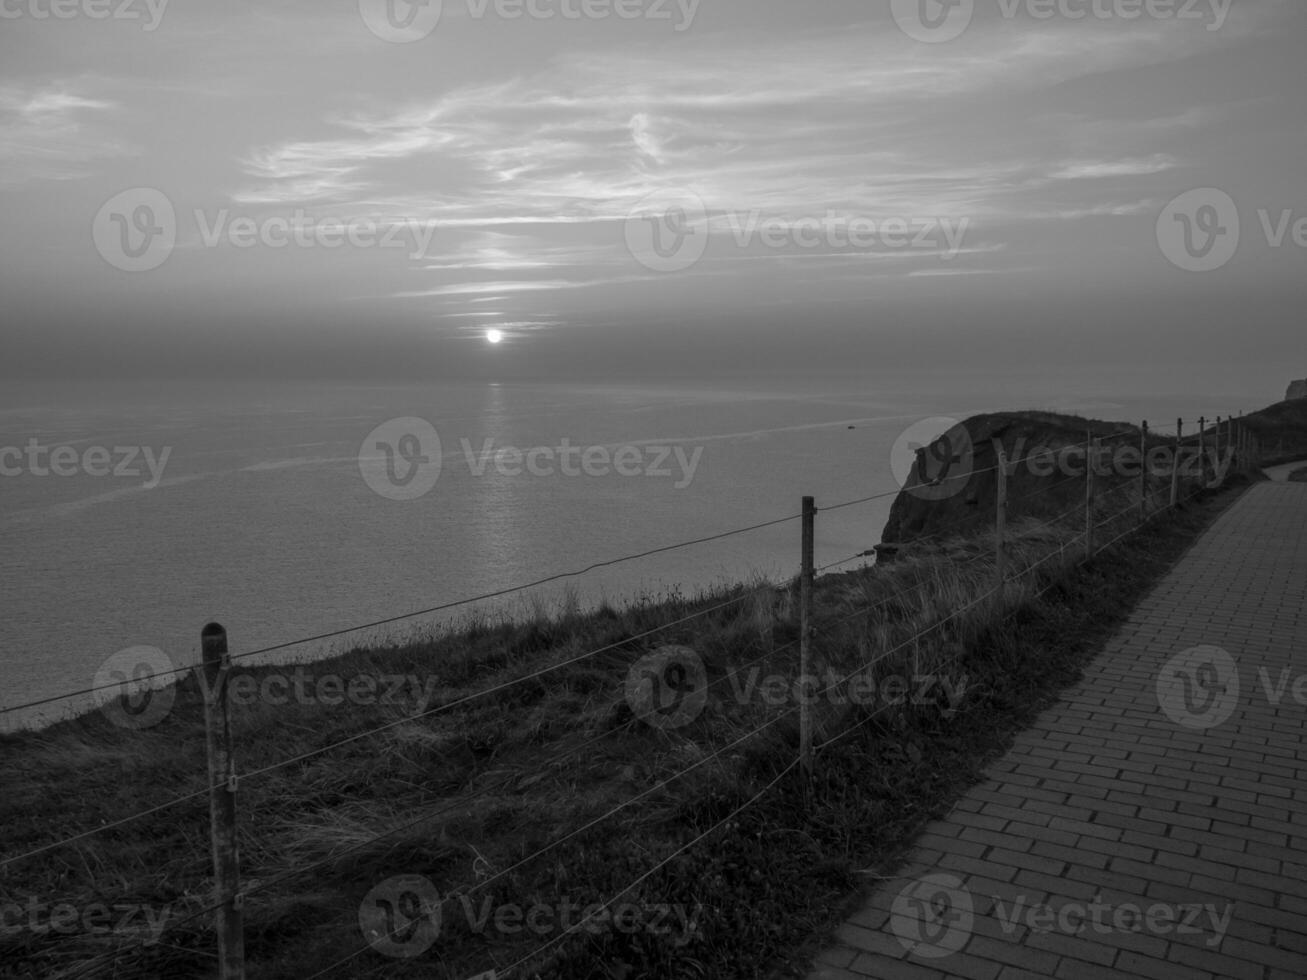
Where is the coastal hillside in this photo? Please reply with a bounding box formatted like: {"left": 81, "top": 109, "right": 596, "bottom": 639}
{"left": 881, "top": 402, "right": 1307, "bottom": 551}
{"left": 884, "top": 412, "right": 1157, "bottom": 549}
{"left": 1242, "top": 397, "right": 1307, "bottom": 462}
{"left": 0, "top": 406, "right": 1287, "bottom": 980}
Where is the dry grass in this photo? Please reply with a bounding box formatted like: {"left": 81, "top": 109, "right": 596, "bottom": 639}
{"left": 0, "top": 472, "right": 1253, "bottom": 980}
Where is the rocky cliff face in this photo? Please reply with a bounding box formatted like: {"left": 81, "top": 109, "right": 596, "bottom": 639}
{"left": 1286, "top": 379, "right": 1307, "bottom": 402}
{"left": 881, "top": 411, "right": 1149, "bottom": 550}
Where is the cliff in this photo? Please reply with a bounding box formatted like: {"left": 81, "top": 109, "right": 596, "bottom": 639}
{"left": 883, "top": 411, "right": 1155, "bottom": 548}
{"left": 883, "top": 400, "right": 1307, "bottom": 550}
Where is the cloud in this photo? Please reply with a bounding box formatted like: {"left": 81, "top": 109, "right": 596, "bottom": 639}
{"left": 393, "top": 279, "right": 603, "bottom": 297}
{"left": 0, "top": 83, "right": 137, "bottom": 184}
{"left": 629, "top": 111, "right": 665, "bottom": 164}
{"left": 248, "top": 9, "right": 1248, "bottom": 315}
{"left": 230, "top": 10, "right": 1267, "bottom": 231}
{"left": 1049, "top": 156, "right": 1178, "bottom": 181}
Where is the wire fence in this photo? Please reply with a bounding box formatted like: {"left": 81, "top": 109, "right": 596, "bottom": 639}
{"left": 1, "top": 410, "right": 1265, "bottom": 980}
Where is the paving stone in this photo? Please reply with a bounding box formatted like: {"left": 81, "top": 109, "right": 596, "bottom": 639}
{"left": 802, "top": 484, "right": 1307, "bottom": 980}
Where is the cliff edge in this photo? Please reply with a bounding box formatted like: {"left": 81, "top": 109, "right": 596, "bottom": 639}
{"left": 882, "top": 411, "right": 1147, "bottom": 548}
{"left": 882, "top": 400, "right": 1307, "bottom": 550}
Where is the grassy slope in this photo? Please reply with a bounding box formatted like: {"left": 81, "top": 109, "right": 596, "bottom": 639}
{"left": 1242, "top": 398, "right": 1307, "bottom": 464}
{"left": 0, "top": 414, "right": 1268, "bottom": 980}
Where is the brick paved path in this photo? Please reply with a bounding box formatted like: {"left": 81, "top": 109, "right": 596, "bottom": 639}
{"left": 808, "top": 481, "right": 1307, "bottom": 980}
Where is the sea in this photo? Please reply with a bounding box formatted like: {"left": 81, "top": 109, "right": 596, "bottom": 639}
{"left": 0, "top": 373, "right": 1258, "bottom": 730}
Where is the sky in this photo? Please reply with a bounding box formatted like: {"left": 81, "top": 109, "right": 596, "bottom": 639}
{"left": 0, "top": 0, "right": 1303, "bottom": 388}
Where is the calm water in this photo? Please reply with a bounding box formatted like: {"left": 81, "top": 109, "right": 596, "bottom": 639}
{"left": 0, "top": 375, "right": 1253, "bottom": 729}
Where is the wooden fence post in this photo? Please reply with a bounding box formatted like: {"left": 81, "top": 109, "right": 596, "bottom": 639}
{"left": 1170, "top": 419, "right": 1182, "bottom": 508}
{"left": 1215, "top": 416, "right": 1223, "bottom": 484}
{"left": 995, "top": 450, "right": 1008, "bottom": 587}
{"left": 1084, "top": 434, "right": 1096, "bottom": 559}
{"left": 799, "top": 497, "right": 815, "bottom": 779}
{"left": 1139, "top": 421, "right": 1149, "bottom": 524}
{"left": 202, "top": 622, "right": 245, "bottom": 980}
{"left": 1197, "top": 416, "right": 1207, "bottom": 490}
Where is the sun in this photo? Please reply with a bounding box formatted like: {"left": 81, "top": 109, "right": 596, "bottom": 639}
{"left": 485, "top": 329, "right": 504, "bottom": 345}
